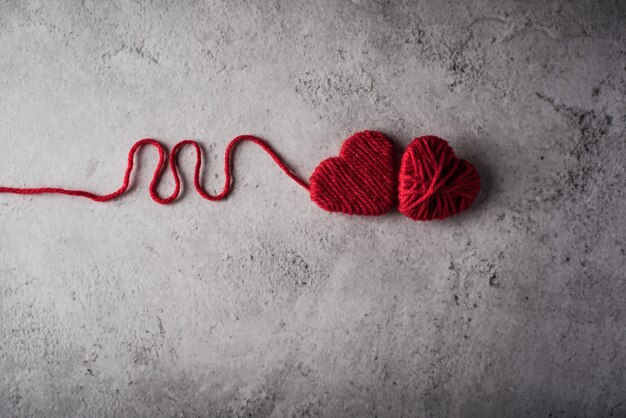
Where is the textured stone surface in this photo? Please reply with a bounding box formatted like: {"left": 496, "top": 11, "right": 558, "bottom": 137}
{"left": 0, "top": 1, "right": 625, "bottom": 416}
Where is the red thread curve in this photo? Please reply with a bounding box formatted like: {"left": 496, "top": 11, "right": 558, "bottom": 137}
{"left": 0, "top": 135, "right": 309, "bottom": 204}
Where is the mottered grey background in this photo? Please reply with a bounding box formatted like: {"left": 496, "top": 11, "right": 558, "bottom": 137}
{"left": 0, "top": 1, "right": 625, "bottom": 417}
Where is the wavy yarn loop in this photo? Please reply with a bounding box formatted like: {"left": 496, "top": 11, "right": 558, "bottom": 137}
{"left": 0, "top": 136, "right": 309, "bottom": 203}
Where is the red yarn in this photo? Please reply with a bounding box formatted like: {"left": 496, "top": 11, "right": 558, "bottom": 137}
{"left": 398, "top": 136, "right": 480, "bottom": 221}
{"left": 0, "top": 132, "right": 481, "bottom": 221}
{"left": 309, "top": 131, "right": 395, "bottom": 215}
{"left": 0, "top": 136, "right": 309, "bottom": 203}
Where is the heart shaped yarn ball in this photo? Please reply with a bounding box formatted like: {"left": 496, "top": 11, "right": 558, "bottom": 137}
{"left": 398, "top": 136, "right": 480, "bottom": 221}
{"left": 310, "top": 131, "right": 395, "bottom": 216}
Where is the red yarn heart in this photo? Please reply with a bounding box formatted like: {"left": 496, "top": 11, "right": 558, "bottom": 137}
{"left": 398, "top": 136, "right": 480, "bottom": 221}
{"left": 310, "top": 131, "right": 395, "bottom": 216}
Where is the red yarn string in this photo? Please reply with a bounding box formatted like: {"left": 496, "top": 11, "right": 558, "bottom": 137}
{"left": 0, "top": 135, "right": 309, "bottom": 203}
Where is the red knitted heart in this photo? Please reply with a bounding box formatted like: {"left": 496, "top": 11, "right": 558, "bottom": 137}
{"left": 398, "top": 136, "right": 480, "bottom": 221}
{"left": 309, "top": 131, "right": 395, "bottom": 216}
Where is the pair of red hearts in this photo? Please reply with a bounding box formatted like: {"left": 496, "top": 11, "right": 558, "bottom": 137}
{"left": 309, "top": 131, "right": 480, "bottom": 221}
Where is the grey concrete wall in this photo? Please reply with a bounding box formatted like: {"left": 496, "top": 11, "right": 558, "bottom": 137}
{"left": 0, "top": 0, "right": 624, "bottom": 417}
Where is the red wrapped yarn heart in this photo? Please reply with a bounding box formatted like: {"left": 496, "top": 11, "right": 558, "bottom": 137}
{"left": 398, "top": 136, "right": 480, "bottom": 221}
{"left": 309, "top": 131, "right": 395, "bottom": 216}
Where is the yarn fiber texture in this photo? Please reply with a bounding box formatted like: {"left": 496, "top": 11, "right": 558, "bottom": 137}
{"left": 398, "top": 135, "right": 480, "bottom": 221}
{"left": 309, "top": 131, "right": 395, "bottom": 216}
